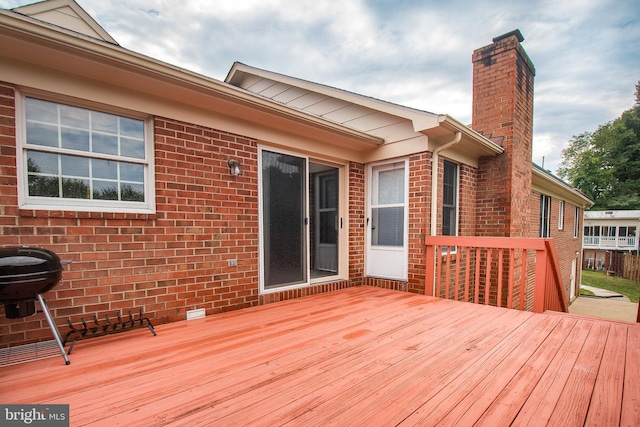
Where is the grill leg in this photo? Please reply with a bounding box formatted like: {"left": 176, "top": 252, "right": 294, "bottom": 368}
{"left": 37, "top": 294, "right": 70, "bottom": 365}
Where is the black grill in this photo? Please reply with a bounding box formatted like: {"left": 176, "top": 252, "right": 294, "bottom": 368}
{"left": 0, "top": 247, "right": 71, "bottom": 364}
{"left": 0, "top": 247, "right": 66, "bottom": 318}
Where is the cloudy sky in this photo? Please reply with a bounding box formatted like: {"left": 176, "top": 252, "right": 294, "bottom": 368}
{"left": 3, "top": 0, "right": 639, "bottom": 173}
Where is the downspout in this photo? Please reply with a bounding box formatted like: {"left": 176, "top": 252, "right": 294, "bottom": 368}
{"left": 430, "top": 131, "right": 462, "bottom": 236}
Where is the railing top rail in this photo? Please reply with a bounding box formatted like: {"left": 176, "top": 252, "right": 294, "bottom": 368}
{"left": 425, "top": 236, "right": 548, "bottom": 250}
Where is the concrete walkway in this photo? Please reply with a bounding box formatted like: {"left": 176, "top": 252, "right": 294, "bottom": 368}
{"left": 568, "top": 285, "right": 639, "bottom": 323}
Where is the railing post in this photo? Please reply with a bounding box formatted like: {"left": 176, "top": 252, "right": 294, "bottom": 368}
{"left": 533, "top": 249, "right": 547, "bottom": 313}
{"left": 425, "top": 242, "right": 435, "bottom": 296}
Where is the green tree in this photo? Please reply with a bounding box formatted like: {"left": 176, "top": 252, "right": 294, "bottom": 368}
{"left": 558, "top": 81, "right": 640, "bottom": 210}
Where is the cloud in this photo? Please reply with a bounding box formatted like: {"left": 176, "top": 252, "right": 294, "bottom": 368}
{"left": 2, "top": 0, "right": 637, "bottom": 174}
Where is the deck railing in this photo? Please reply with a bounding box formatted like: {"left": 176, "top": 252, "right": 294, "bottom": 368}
{"left": 425, "top": 236, "right": 568, "bottom": 313}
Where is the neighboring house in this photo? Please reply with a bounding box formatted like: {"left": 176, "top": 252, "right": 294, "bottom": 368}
{"left": 0, "top": 0, "right": 591, "bottom": 348}
{"left": 583, "top": 210, "right": 640, "bottom": 271}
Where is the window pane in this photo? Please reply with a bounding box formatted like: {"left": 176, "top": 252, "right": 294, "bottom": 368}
{"left": 60, "top": 104, "right": 89, "bottom": 129}
{"left": 443, "top": 161, "right": 458, "bottom": 236}
{"left": 121, "top": 183, "right": 144, "bottom": 202}
{"left": 93, "top": 180, "right": 118, "bottom": 200}
{"left": 119, "top": 117, "right": 144, "bottom": 138}
{"left": 93, "top": 133, "right": 118, "bottom": 155}
{"left": 28, "top": 151, "right": 58, "bottom": 174}
{"left": 321, "top": 176, "right": 337, "bottom": 209}
{"left": 26, "top": 98, "right": 57, "bottom": 123}
{"left": 92, "top": 111, "right": 118, "bottom": 133}
{"left": 121, "top": 137, "right": 145, "bottom": 159}
{"left": 319, "top": 211, "right": 337, "bottom": 244}
{"left": 372, "top": 206, "right": 404, "bottom": 246}
{"left": 120, "top": 162, "right": 144, "bottom": 182}
{"left": 26, "top": 122, "right": 58, "bottom": 147}
{"left": 28, "top": 175, "right": 59, "bottom": 197}
{"left": 377, "top": 168, "right": 404, "bottom": 205}
{"left": 62, "top": 178, "right": 89, "bottom": 199}
{"left": 92, "top": 158, "right": 117, "bottom": 180}
{"left": 61, "top": 154, "right": 89, "bottom": 177}
{"left": 61, "top": 128, "right": 90, "bottom": 151}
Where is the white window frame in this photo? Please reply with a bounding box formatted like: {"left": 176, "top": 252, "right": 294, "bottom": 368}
{"left": 574, "top": 207, "right": 580, "bottom": 238}
{"left": 558, "top": 200, "right": 564, "bottom": 230}
{"left": 16, "top": 90, "right": 155, "bottom": 214}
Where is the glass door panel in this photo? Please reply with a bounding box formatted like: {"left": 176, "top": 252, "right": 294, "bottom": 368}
{"left": 261, "top": 150, "right": 307, "bottom": 288}
{"left": 312, "top": 168, "right": 338, "bottom": 277}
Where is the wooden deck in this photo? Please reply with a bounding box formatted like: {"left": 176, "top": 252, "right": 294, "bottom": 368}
{"left": 1, "top": 286, "right": 638, "bottom": 426}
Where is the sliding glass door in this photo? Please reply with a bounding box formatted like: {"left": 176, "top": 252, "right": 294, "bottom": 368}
{"left": 261, "top": 150, "right": 307, "bottom": 288}
{"left": 260, "top": 148, "right": 341, "bottom": 291}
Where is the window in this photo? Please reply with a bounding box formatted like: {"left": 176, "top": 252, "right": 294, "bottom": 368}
{"left": 442, "top": 161, "right": 458, "bottom": 236}
{"left": 558, "top": 200, "right": 564, "bottom": 230}
{"left": 19, "top": 96, "right": 154, "bottom": 213}
{"left": 574, "top": 207, "right": 579, "bottom": 238}
{"left": 539, "top": 195, "right": 551, "bottom": 237}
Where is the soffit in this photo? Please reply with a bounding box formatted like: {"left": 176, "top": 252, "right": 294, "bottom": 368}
{"left": 227, "top": 71, "right": 418, "bottom": 141}
{"left": 227, "top": 64, "right": 504, "bottom": 160}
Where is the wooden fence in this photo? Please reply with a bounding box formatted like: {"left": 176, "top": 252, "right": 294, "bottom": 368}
{"left": 623, "top": 252, "right": 640, "bottom": 282}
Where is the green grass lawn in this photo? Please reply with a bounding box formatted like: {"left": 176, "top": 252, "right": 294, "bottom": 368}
{"left": 581, "top": 270, "right": 640, "bottom": 303}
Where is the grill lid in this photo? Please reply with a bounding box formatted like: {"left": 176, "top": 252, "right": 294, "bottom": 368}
{"left": 0, "top": 247, "right": 65, "bottom": 303}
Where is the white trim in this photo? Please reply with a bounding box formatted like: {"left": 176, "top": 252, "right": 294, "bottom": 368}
{"left": 558, "top": 200, "right": 564, "bottom": 230}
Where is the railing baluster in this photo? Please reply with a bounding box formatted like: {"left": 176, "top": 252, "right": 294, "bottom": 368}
{"left": 497, "top": 248, "right": 504, "bottom": 308}
{"left": 485, "top": 248, "right": 492, "bottom": 305}
{"left": 445, "top": 246, "right": 452, "bottom": 299}
{"left": 507, "top": 248, "right": 514, "bottom": 309}
{"left": 474, "top": 247, "right": 481, "bottom": 304}
{"left": 520, "top": 249, "right": 527, "bottom": 311}
{"left": 464, "top": 246, "right": 471, "bottom": 302}
{"left": 454, "top": 246, "right": 461, "bottom": 301}
{"left": 435, "top": 245, "right": 442, "bottom": 298}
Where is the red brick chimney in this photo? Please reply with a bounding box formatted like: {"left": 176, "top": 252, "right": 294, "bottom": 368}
{"left": 473, "top": 29, "right": 535, "bottom": 237}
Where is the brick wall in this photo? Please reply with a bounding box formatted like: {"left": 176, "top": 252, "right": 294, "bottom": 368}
{"left": 531, "top": 191, "right": 584, "bottom": 300}
{"left": 1, "top": 82, "right": 380, "bottom": 347}
{"left": 473, "top": 32, "right": 535, "bottom": 238}
{"left": 1, "top": 83, "right": 266, "bottom": 346}
{"left": 348, "top": 162, "right": 366, "bottom": 286}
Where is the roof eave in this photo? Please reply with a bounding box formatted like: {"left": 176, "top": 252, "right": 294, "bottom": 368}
{"left": 532, "top": 165, "right": 594, "bottom": 208}
{"left": 0, "top": 11, "right": 383, "bottom": 147}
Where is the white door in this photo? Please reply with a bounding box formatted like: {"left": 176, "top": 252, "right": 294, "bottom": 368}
{"left": 366, "top": 160, "right": 408, "bottom": 281}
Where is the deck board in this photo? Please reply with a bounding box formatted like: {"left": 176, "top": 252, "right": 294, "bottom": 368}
{"left": 0, "top": 286, "right": 638, "bottom": 426}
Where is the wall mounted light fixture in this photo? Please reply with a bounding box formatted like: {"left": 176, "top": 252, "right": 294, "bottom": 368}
{"left": 228, "top": 159, "right": 242, "bottom": 176}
